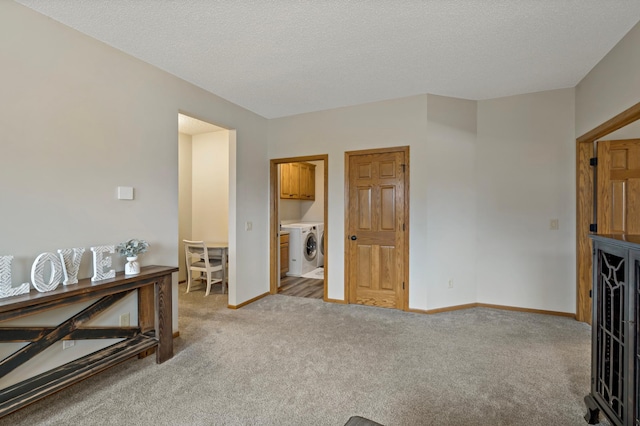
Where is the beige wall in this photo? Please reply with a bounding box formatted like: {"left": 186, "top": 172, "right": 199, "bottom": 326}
{"left": 0, "top": 2, "right": 269, "bottom": 305}
{"left": 270, "top": 90, "right": 576, "bottom": 312}
{"left": 191, "top": 130, "right": 230, "bottom": 242}
{"left": 476, "top": 88, "right": 576, "bottom": 312}
{"left": 279, "top": 198, "right": 302, "bottom": 222}
{"left": 0, "top": 1, "right": 268, "bottom": 385}
{"left": 605, "top": 120, "right": 640, "bottom": 140}
{"left": 269, "top": 95, "right": 430, "bottom": 305}
{"left": 271, "top": 95, "right": 479, "bottom": 309}
{"left": 178, "top": 132, "right": 193, "bottom": 283}
{"left": 425, "top": 94, "right": 478, "bottom": 308}
{"left": 576, "top": 21, "right": 640, "bottom": 136}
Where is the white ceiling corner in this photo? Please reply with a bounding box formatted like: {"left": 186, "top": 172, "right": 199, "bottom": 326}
{"left": 15, "top": 0, "right": 640, "bottom": 119}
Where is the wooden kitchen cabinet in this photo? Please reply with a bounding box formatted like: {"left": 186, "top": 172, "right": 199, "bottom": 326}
{"left": 299, "top": 162, "right": 315, "bottom": 200}
{"left": 280, "top": 162, "right": 315, "bottom": 200}
{"left": 280, "top": 163, "right": 300, "bottom": 199}
{"left": 280, "top": 233, "right": 289, "bottom": 277}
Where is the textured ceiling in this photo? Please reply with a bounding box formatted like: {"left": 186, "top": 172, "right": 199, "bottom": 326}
{"left": 15, "top": 0, "right": 640, "bottom": 119}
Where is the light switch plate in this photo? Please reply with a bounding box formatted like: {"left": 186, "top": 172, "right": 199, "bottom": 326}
{"left": 117, "top": 186, "right": 134, "bottom": 200}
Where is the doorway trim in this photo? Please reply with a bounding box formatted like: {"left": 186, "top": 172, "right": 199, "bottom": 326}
{"left": 269, "top": 154, "right": 329, "bottom": 299}
{"left": 177, "top": 111, "right": 237, "bottom": 305}
{"left": 344, "top": 145, "right": 410, "bottom": 311}
{"left": 576, "top": 101, "right": 640, "bottom": 323}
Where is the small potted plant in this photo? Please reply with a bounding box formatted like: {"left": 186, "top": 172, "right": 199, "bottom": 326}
{"left": 117, "top": 238, "right": 149, "bottom": 275}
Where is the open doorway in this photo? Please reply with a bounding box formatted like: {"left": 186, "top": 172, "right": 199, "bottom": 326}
{"left": 178, "top": 113, "right": 232, "bottom": 296}
{"left": 269, "top": 155, "right": 328, "bottom": 300}
{"left": 576, "top": 103, "right": 640, "bottom": 323}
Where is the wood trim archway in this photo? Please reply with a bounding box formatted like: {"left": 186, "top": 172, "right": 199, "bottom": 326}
{"left": 576, "top": 101, "right": 640, "bottom": 323}
{"left": 269, "top": 155, "right": 329, "bottom": 298}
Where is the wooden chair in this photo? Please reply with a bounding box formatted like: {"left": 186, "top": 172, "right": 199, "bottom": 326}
{"left": 183, "top": 240, "right": 224, "bottom": 296}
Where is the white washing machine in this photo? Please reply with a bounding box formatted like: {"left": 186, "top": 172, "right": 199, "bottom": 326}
{"left": 296, "top": 222, "right": 324, "bottom": 267}
{"left": 315, "top": 223, "right": 324, "bottom": 267}
{"left": 281, "top": 224, "right": 317, "bottom": 277}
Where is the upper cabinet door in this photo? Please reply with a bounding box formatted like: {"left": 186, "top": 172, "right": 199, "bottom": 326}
{"left": 280, "top": 162, "right": 315, "bottom": 200}
{"left": 280, "top": 163, "right": 299, "bottom": 199}
{"left": 299, "top": 163, "right": 316, "bottom": 200}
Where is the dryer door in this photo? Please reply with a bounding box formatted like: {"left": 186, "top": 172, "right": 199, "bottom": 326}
{"left": 304, "top": 232, "right": 317, "bottom": 262}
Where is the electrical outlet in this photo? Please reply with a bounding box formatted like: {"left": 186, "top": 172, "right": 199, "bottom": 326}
{"left": 550, "top": 219, "right": 559, "bottom": 230}
{"left": 245, "top": 221, "right": 253, "bottom": 231}
{"left": 119, "top": 312, "right": 130, "bottom": 327}
{"left": 63, "top": 340, "right": 75, "bottom": 350}
{"left": 448, "top": 279, "right": 454, "bottom": 289}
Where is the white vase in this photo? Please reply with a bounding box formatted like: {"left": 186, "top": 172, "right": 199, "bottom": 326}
{"left": 125, "top": 256, "right": 140, "bottom": 275}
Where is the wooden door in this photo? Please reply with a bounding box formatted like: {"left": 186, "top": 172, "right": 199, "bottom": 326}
{"left": 346, "top": 148, "right": 407, "bottom": 310}
{"left": 597, "top": 139, "right": 640, "bottom": 234}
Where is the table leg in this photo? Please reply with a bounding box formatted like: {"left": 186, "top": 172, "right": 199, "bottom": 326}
{"left": 222, "top": 249, "right": 227, "bottom": 294}
{"left": 138, "top": 284, "right": 156, "bottom": 359}
{"left": 155, "top": 273, "right": 173, "bottom": 363}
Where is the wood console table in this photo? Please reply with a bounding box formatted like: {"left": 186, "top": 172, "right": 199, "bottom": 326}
{"left": 0, "top": 265, "right": 177, "bottom": 418}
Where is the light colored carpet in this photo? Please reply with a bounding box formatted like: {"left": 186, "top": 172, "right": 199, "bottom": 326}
{"left": 1, "top": 287, "right": 611, "bottom": 425}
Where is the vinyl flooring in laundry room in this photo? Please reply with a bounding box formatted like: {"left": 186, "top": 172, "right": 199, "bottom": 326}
{"left": 278, "top": 276, "right": 324, "bottom": 299}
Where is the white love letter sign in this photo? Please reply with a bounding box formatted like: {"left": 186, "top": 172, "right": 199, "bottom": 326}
{"left": 58, "top": 248, "right": 85, "bottom": 285}
{"left": 91, "top": 246, "right": 115, "bottom": 281}
{"left": 0, "top": 241, "right": 138, "bottom": 299}
{"left": 31, "top": 252, "right": 64, "bottom": 292}
{"left": 0, "top": 255, "right": 30, "bottom": 299}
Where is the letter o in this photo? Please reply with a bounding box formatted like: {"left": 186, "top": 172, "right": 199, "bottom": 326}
{"left": 31, "top": 252, "right": 63, "bottom": 292}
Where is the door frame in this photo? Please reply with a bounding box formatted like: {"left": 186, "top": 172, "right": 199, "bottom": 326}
{"left": 576, "top": 101, "right": 640, "bottom": 323}
{"left": 269, "top": 154, "right": 329, "bottom": 298}
{"left": 344, "top": 146, "right": 410, "bottom": 310}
